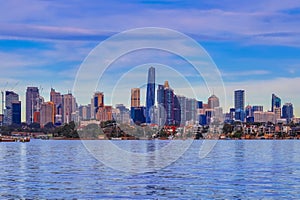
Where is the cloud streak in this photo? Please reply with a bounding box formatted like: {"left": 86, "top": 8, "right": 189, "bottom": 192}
{"left": 0, "top": 1, "right": 300, "bottom": 45}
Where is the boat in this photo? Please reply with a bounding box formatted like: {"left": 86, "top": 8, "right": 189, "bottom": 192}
{"left": 110, "top": 137, "right": 122, "bottom": 140}
{"left": 19, "top": 137, "right": 30, "bottom": 142}
{"left": 0, "top": 136, "right": 17, "bottom": 142}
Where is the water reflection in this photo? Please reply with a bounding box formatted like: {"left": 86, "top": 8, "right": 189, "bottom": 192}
{"left": 0, "top": 140, "right": 300, "bottom": 199}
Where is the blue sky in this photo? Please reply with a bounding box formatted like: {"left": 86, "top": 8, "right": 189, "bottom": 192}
{"left": 1, "top": 0, "right": 300, "bottom": 120}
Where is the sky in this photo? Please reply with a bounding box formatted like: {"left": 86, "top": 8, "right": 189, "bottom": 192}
{"left": 1, "top": 0, "right": 300, "bottom": 121}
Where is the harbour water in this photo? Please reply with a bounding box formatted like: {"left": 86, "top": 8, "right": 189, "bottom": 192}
{"left": 1, "top": 140, "right": 300, "bottom": 199}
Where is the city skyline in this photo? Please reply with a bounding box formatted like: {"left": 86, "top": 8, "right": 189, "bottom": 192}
{"left": 0, "top": 75, "right": 297, "bottom": 124}
{"left": 1, "top": 1, "right": 300, "bottom": 117}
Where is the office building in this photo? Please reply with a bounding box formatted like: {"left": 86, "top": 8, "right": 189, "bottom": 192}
{"left": 282, "top": 103, "right": 293, "bottom": 123}
{"left": 4, "top": 91, "right": 19, "bottom": 125}
{"left": 177, "top": 95, "right": 186, "bottom": 126}
{"left": 40, "top": 102, "right": 55, "bottom": 127}
{"left": 79, "top": 105, "right": 91, "bottom": 121}
{"left": 146, "top": 67, "right": 155, "bottom": 123}
{"left": 26, "top": 87, "right": 39, "bottom": 124}
{"left": 62, "top": 93, "right": 77, "bottom": 123}
{"left": 234, "top": 90, "right": 245, "bottom": 121}
{"left": 131, "top": 106, "right": 146, "bottom": 125}
{"left": 208, "top": 94, "right": 219, "bottom": 109}
{"left": 113, "top": 104, "right": 130, "bottom": 124}
{"left": 131, "top": 88, "right": 140, "bottom": 107}
{"left": 271, "top": 93, "right": 281, "bottom": 112}
{"left": 93, "top": 92, "right": 104, "bottom": 118}
{"left": 50, "top": 88, "right": 63, "bottom": 120}
{"left": 12, "top": 100, "right": 21, "bottom": 125}
{"left": 254, "top": 111, "right": 275, "bottom": 124}
{"left": 252, "top": 105, "right": 263, "bottom": 112}
{"left": 156, "top": 81, "right": 180, "bottom": 127}
{"left": 96, "top": 106, "right": 112, "bottom": 122}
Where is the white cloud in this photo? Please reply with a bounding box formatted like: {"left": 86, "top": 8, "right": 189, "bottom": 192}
{"left": 222, "top": 70, "right": 271, "bottom": 77}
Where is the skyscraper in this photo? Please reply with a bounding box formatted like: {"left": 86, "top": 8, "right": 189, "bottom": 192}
{"left": 146, "top": 67, "right": 155, "bottom": 123}
{"left": 157, "top": 84, "right": 165, "bottom": 126}
{"left": 62, "top": 93, "right": 77, "bottom": 124}
{"left": 177, "top": 95, "right": 186, "bottom": 126}
{"left": 4, "top": 91, "right": 19, "bottom": 125}
{"left": 93, "top": 92, "right": 104, "bottom": 117}
{"left": 156, "top": 81, "right": 181, "bottom": 126}
{"left": 252, "top": 105, "right": 263, "bottom": 112}
{"left": 79, "top": 105, "right": 91, "bottom": 121}
{"left": 50, "top": 88, "right": 63, "bottom": 118}
{"left": 11, "top": 101, "right": 21, "bottom": 125}
{"left": 271, "top": 93, "right": 281, "bottom": 112}
{"left": 234, "top": 90, "right": 245, "bottom": 121}
{"left": 26, "top": 87, "right": 39, "bottom": 124}
{"left": 131, "top": 88, "right": 140, "bottom": 107}
{"left": 130, "top": 88, "right": 145, "bottom": 125}
{"left": 282, "top": 103, "right": 293, "bottom": 123}
{"left": 208, "top": 94, "right": 220, "bottom": 109}
{"left": 40, "top": 102, "right": 55, "bottom": 127}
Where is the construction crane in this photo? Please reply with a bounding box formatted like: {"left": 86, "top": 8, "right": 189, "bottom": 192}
{"left": 10, "top": 81, "right": 19, "bottom": 91}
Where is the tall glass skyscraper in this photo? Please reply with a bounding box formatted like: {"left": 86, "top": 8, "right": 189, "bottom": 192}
{"left": 282, "top": 103, "right": 293, "bottom": 123}
{"left": 4, "top": 91, "right": 20, "bottom": 125}
{"left": 156, "top": 81, "right": 181, "bottom": 127}
{"left": 234, "top": 90, "right": 245, "bottom": 121}
{"left": 271, "top": 93, "right": 281, "bottom": 112}
{"left": 146, "top": 67, "right": 155, "bottom": 123}
{"left": 26, "top": 87, "right": 39, "bottom": 124}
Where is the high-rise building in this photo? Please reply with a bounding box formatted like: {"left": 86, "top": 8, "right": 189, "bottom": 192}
{"left": 208, "top": 94, "right": 219, "bottom": 109}
{"left": 234, "top": 90, "right": 245, "bottom": 111}
{"left": 114, "top": 104, "right": 130, "bottom": 124}
{"left": 177, "top": 95, "right": 186, "bottom": 126}
{"left": 254, "top": 111, "right": 275, "bottom": 124}
{"left": 93, "top": 92, "right": 104, "bottom": 117}
{"left": 157, "top": 84, "right": 165, "bottom": 126}
{"left": 131, "top": 106, "right": 146, "bottom": 125}
{"left": 271, "top": 93, "right": 281, "bottom": 112}
{"left": 245, "top": 105, "right": 252, "bottom": 118}
{"left": 79, "top": 105, "right": 91, "bottom": 121}
{"left": 12, "top": 100, "right": 21, "bottom": 125}
{"left": 62, "top": 93, "right": 77, "bottom": 124}
{"left": 26, "top": 87, "right": 39, "bottom": 124}
{"left": 146, "top": 67, "right": 155, "bottom": 123}
{"left": 40, "top": 102, "right": 55, "bottom": 127}
{"left": 131, "top": 88, "right": 140, "bottom": 107}
{"left": 282, "top": 103, "right": 293, "bottom": 123}
{"left": 130, "top": 88, "right": 145, "bottom": 125}
{"left": 4, "top": 91, "right": 19, "bottom": 125}
{"left": 156, "top": 81, "right": 181, "bottom": 127}
{"left": 186, "top": 98, "right": 197, "bottom": 123}
{"left": 274, "top": 107, "right": 281, "bottom": 121}
{"left": 96, "top": 106, "right": 112, "bottom": 122}
{"left": 234, "top": 90, "right": 245, "bottom": 121}
{"left": 50, "top": 88, "right": 63, "bottom": 119}
{"left": 252, "top": 105, "right": 263, "bottom": 112}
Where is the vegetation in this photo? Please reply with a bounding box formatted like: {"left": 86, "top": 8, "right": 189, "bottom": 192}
{"left": 0, "top": 121, "right": 79, "bottom": 138}
{"left": 53, "top": 121, "right": 79, "bottom": 138}
{"left": 78, "top": 123, "right": 104, "bottom": 139}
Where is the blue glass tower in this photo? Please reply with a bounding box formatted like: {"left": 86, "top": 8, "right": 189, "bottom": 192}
{"left": 146, "top": 67, "right": 155, "bottom": 123}
{"left": 12, "top": 101, "right": 21, "bottom": 125}
{"left": 282, "top": 103, "right": 293, "bottom": 123}
{"left": 234, "top": 90, "right": 245, "bottom": 121}
{"left": 271, "top": 93, "right": 281, "bottom": 112}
